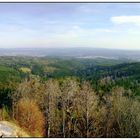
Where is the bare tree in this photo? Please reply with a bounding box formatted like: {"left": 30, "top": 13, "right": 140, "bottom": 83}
{"left": 75, "top": 81, "right": 99, "bottom": 137}
{"left": 44, "top": 79, "right": 61, "bottom": 137}
{"left": 60, "top": 78, "right": 79, "bottom": 137}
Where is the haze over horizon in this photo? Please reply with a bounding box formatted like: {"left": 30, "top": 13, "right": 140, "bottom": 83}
{"left": 0, "top": 3, "right": 140, "bottom": 50}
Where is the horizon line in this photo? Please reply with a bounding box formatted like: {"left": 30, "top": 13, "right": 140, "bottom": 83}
{"left": 0, "top": 47, "right": 140, "bottom": 51}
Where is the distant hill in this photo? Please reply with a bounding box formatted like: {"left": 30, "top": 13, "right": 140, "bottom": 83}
{"left": 0, "top": 47, "right": 140, "bottom": 60}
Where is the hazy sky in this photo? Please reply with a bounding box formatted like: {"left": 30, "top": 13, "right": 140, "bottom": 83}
{"left": 0, "top": 3, "right": 140, "bottom": 50}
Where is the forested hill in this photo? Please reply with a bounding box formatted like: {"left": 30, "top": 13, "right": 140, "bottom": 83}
{"left": 0, "top": 56, "right": 140, "bottom": 86}
{"left": 1, "top": 56, "right": 140, "bottom": 137}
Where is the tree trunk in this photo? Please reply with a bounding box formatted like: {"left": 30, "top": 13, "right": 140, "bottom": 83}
{"left": 47, "top": 91, "right": 50, "bottom": 138}
{"left": 86, "top": 93, "right": 89, "bottom": 138}
{"left": 62, "top": 102, "right": 65, "bottom": 138}
{"left": 86, "top": 111, "right": 89, "bottom": 138}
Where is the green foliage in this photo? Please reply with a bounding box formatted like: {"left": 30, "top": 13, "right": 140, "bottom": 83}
{"left": 0, "top": 66, "right": 21, "bottom": 83}
{"left": 0, "top": 106, "right": 10, "bottom": 121}
{"left": 0, "top": 86, "right": 13, "bottom": 109}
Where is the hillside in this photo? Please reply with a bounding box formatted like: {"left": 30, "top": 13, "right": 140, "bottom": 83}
{"left": 1, "top": 56, "right": 140, "bottom": 137}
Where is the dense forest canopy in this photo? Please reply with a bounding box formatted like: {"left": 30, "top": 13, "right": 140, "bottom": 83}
{"left": 1, "top": 56, "right": 140, "bottom": 137}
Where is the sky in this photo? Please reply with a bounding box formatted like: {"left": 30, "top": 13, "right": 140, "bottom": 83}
{"left": 0, "top": 3, "right": 140, "bottom": 50}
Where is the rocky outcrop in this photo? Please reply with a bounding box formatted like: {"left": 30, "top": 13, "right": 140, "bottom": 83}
{"left": 0, "top": 121, "right": 29, "bottom": 137}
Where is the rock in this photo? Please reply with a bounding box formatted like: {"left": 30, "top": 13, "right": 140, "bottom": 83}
{"left": 0, "top": 121, "right": 29, "bottom": 137}
{"left": 0, "top": 131, "right": 4, "bottom": 137}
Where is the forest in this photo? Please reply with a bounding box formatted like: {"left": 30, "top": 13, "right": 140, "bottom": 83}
{"left": 1, "top": 56, "right": 140, "bottom": 137}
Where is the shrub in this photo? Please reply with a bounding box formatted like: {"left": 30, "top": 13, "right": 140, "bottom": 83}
{"left": 15, "top": 98, "right": 45, "bottom": 137}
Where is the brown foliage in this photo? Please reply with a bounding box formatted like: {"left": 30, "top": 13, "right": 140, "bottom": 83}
{"left": 11, "top": 78, "right": 140, "bottom": 137}
{"left": 15, "top": 98, "right": 45, "bottom": 137}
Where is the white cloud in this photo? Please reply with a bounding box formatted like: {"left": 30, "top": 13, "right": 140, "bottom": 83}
{"left": 94, "top": 28, "right": 113, "bottom": 33}
{"left": 111, "top": 16, "right": 140, "bottom": 26}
